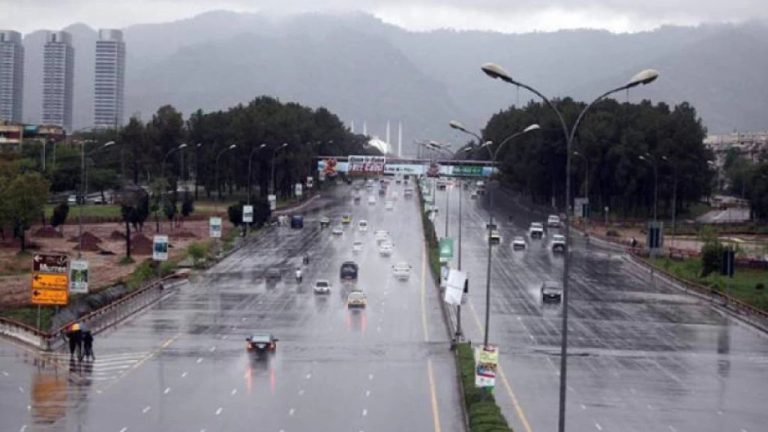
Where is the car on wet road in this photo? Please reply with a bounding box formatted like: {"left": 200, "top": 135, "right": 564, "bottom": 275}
{"left": 341, "top": 214, "right": 352, "bottom": 224}
{"left": 353, "top": 240, "right": 363, "bottom": 252}
{"left": 340, "top": 261, "right": 359, "bottom": 281}
{"left": 529, "top": 222, "right": 544, "bottom": 239}
{"left": 547, "top": 214, "right": 561, "bottom": 228}
{"left": 313, "top": 279, "right": 331, "bottom": 294}
{"left": 541, "top": 281, "right": 563, "bottom": 303}
{"left": 319, "top": 216, "right": 330, "bottom": 228}
{"left": 378, "top": 240, "right": 394, "bottom": 256}
{"left": 392, "top": 262, "right": 412, "bottom": 280}
{"left": 332, "top": 225, "right": 344, "bottom": 235}
{"left": 512, "top": 236, "right": 527, "bottom": 250}
{"left": 551, "top": 234, "right": 566, "bottom": 253}
{"left": 358, "top": 219, "right": 369, "bottom": 232}
{"left": 246, "top": 333, "right": 279, "bottom": 353}
{"left": 489, "top": 229, "right": 502, "bottom": 245}
{"left": 346, "top": 291, "right": 367, "bottom": 309}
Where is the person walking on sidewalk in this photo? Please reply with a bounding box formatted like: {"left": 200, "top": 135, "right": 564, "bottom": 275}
{"left": 82, "top": 330, "right": 95, "bottom": 361}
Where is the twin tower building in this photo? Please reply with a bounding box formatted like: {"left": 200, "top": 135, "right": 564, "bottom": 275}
{"left": 0, "top": 29, "right": 125, "bottom": 131}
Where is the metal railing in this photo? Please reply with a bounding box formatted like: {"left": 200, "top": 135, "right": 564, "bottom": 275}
{"left": 0, "top": 274, "right": 187, "bottom": 351}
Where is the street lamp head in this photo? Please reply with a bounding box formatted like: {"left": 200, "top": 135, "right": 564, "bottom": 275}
{"left": 626, "top": 69, "right": 660, "bottom": 88}
{"left": 259, "top": 143, "right": 267, "bottom": 149}
{"left": 178, "top": 143, "right": 188, "bottom": 149}
{"left": 481, "top": 141, "right": 493, "bottom": 148}
{"left": 228, "top": 144, "right": 237, "bottom": 150}
{"left": 280, "top": 143, "right": 288, "bottom": 149}
{"left": 103, "top": 141, "right": 115, "bottom": 148}
{"left": 638, "top": 155, "right": 648, "bottom": 162}
{"left": 523, "top": 124, "right": 540, "bottom": 133}
{"left": 196, "top": 142, "right": 202, "bottom": 148}
{"left": 481, "top": 63, "right": 515, "bottom": 84}
{"left": 661, "top": 155, "right": 669, "bottom": 162}
{"left": 573, "top": 150, "right": 581, "bottom": 156}
{"left": 449, "top": 120, "right": 466, "bottom": 132}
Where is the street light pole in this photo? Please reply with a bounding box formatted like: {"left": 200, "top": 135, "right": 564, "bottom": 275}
{"left": 78, "top": 140, "right": 115, "bottom": 258}
{"left": 161, "top": 143, "right": 188, "bottom": 180}
{"left": 483, "top": 62, "right": 658, "bottom": 432}
{"left": 248, "top": 143, "right": 268, "bottom": 205}
{"left": 215, "top": 144, "right": 237, "bottom": 210}
{"left": 638, "top": 154, "right": 659, "bottom": 222}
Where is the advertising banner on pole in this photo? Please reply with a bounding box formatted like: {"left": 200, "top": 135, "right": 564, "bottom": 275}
{"left": 268, "top": 194, "right": 276, "bottom": 211}
{"left": 348, "top": 155, "right": 387, "bottom": 176}
{"left": 475, "top": 344, "right": 499, "bottom": 388}
{"left": 306, "top": 176, "right": 314, "bottom": 189}
{"left": 295, "top": 183, "right": 303, "bottom": 197}
{"left": 444, "top": 269, "right": 467, "bottom": 305}
{"left": 242, "top": 205, "right": 254, "bottom": 223}
{"left": 209, "top": 217, "right": 222, "bottom": 238}
{"left": 574, "top": 197, "right": 589, "bottom": 218}
{"left": 439, "top": 238, "right": 454, "bottom": 262}
{"left": 153, "top": 235, "right": 169, "bottom": 261}
{"left": 69, "top": 259, "right": 89, "bottom": 294}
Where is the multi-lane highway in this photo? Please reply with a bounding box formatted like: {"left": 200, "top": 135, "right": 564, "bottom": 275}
{"left": 432, "top": 181, "right": 768, "bottom": 432}
{"left": 0, "top": 184, "right": 462, "bottom": 432}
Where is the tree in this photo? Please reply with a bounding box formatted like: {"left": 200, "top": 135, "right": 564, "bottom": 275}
{"left": 252, "top": 196, "right": 272, "bottom": 227}
{"left": 120, "top": 116, "right": 147, "bottom": 185}
{"left": 149, "top": 178, "right": 168, "bottom": 232}
{"left": 51, "top": 203, "right": 69, "bottom": 231}
{"left": 118, "top": 187, "right": 149, "bottom": 258}
{"left": 89, "top": 168, "right": 121, "bottom": 203}
{"left": 163, "top": 196, "right": 178, "bottom": 229}
{"left": 3, "top": 172, "right": 49, "bottom": 251}
{"left": 181, "top": 192, "right": 194, "bottom": 226}
{"left": 227, "top": 201, "right": 244, "bottom": 227}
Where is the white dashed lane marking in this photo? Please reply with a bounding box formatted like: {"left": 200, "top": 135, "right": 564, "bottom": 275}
{"left": 142, "top": 406, "right": 151, "bottom": 414}
{"left": 595, "top": 423, "right": 602, "bottom": 431}
{"left": 289, "top": 408, "right": 295, "bottom": 416}
{"left": 163, "top": 387, "right": 171, "bottom": 394}
{"left": 215, "top": 407, "right": 223, "bottom": 416}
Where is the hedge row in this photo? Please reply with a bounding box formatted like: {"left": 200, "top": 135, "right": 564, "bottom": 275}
{"left": 457, "top": 343, "right": 512, "bottom": 432}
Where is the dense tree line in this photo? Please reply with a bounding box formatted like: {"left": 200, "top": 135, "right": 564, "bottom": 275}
{"left": 723, "top": 150, "right": 768, "bottom": 219}
{"left": 467, "top": 98, "right": 714, "bottom": 218}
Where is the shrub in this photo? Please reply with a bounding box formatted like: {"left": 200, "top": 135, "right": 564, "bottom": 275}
{"left": 700, "top": 239, "right": 725, "bottom": 277}
{"left": 756, "top": 283, "right": 765, "bottom": 291}
{"left": 606, "top": 229, "right": 620, "bottom": 237}
{"left": 187, "top": 242, "right": 207, "bottom": 266}
{"left": 51, "top": 203, "right": 69, "bottom": 228}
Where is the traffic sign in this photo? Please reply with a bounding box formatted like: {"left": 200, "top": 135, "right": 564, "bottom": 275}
{"left": 69, "top": 259, "right": 89, "bottom": 294}
{"left": 32, "top": 253, "right": 69, "bottom": 273}
{"left": 647, "top": 221, "right": 664, "bottom": 250}
{"left": 242, "top": 205, "right": 254, "bottom": 223}
{"left": 31, "top": 288, "right": 68, "bottom": 305}
{"left": 295, "top": 183, "right": 303, "bottom": 197}
{"left": 153, "top": 235, "right": 169, "bottom": 261}
{"left": 31, "top": 273, "right": 68, "bottom": 290}
{"left": 268, "top": 194, "right": 277, "bottom": 211}
{"left": 209, "top": 217, "right": 222, "bottom": 238}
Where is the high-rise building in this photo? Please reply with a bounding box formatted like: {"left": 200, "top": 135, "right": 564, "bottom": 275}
{"left": 0, "top": 30, "right": 24, "bottom": 123}
{"left": 94, "top": 29, "right": 125, "bottom": 129}
{"left": 42, "top": 31, "right": 74, "bottom": 130}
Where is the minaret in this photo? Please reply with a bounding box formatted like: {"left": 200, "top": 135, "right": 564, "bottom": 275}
{"left": 363, "top": 121, "right": 367, "bottom": 136}
{"left": 386, "top": 120, "right": 391, "bottom": 147}
{"left": 398, "top": 122, "right": 403, "bottom": 157}
{"left": 350, "top": 120, "right": 355, "bottom": 133}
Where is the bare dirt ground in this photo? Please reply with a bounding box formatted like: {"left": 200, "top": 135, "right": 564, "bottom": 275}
{"left": 0, "top": 219, "right": 220, "bottom": 307}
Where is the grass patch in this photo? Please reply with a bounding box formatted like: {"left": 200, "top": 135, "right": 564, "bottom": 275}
{"left": 457, "top": 343, "right": 512, "bottom": 431}
{"left": 653, "top": 256, "right": 768, "bottom": 311}
{"left": 0, "top": 306, "right": 56, "bottom": 331}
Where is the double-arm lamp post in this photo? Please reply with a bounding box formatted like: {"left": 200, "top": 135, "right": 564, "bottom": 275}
{"left": 452, "top": 122, "right": 540, "bottom": 348}
{"left": 481, "top": 62, "right": 658, "bottom": 432}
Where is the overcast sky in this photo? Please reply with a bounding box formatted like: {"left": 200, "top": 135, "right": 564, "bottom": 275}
{"left": 2, "top": 0, "right": 766, "bottom": 34}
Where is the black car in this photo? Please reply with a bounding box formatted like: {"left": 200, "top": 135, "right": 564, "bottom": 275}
{"left": 340, "top": 261, "right": 359, "bottom": 281}
{"left": 246, "top": 334, "right": 278, "bottom": 353}
{"left": 291, "top": 215, "right": 304, "bottom": 229}
{"left": 541, "top": 281, "right": 563, "bottom": 303}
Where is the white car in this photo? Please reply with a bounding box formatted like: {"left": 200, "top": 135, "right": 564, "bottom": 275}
{"left": 368, "top": 196, "right": 376, "bottom": 205}
{"left": 547, "top": 214, "right": 561, "bottom": 228}
{"left": 358, "top": 220, "right": 369, "bottom": 232}
{"left": 378, "top": 240, "right": 394, "bottom": 256}
{"left": 404, "top": 188, "right": 414, "bottom": 198}
{"left": 529, "top": 222, "right": 545, "bottom": 239}
{"left": 392, "top": 262, "right": 412, "bottom": 280}
{"left": 391, "top": 191, "right": 399, "bottom": 200}
{"left": 512, "top": 236, "right": 527, "bottom": 250}
{"left": 551, "top": 234, "right": 566, "bottom": 253}
{"left": 374, "top": 230, "right": 391, "bottom": 243}
{"left": 470, "top": 191, "right": 478, "bottom": 199}
{"left": 385, "top": 201, "right": 394, "bottom": 211}
{"left": 352, "top": 240, "right": 364, "bottom": 252}
{"left": 332, "top": 225, "right": 344, "bottom": 235}
{"left": 313, "top": 279, "right": 331, "bottom": 294}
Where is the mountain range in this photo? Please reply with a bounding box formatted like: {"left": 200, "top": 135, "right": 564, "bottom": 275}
{"left": 18, "top": 11, "right": 768, "bottom": 154}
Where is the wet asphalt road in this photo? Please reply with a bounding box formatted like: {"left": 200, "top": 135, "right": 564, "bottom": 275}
{"left": 431, "top": 181, "right": 768, "bottom": 432}
{"left": 0, "top": 183, "right": 463, "bottom": 432}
